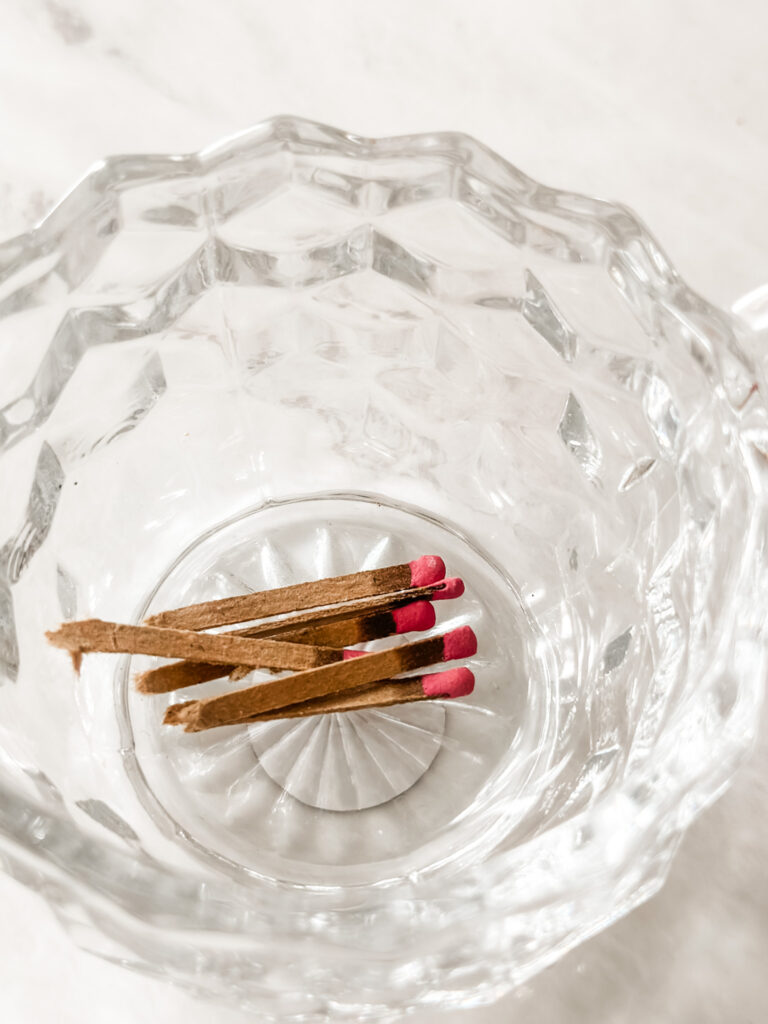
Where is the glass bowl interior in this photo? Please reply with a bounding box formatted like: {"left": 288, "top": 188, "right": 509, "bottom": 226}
{"left": 0, "top": 117, "right": 765, "bottom": 1019}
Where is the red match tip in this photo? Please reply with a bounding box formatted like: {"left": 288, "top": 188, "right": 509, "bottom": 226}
{"left": 431, "top": 577, "right": 465, "bottom": 601}
{"left": 409, "top": 555, "right": 446, "bottom": 587}
{"left": 421, "top": 667, "right": 475, "bottom": 699}
{"left": 441, "top": 625, "right": 477, "bottom": 662}
{"left": 392, "top": 600, "right": 436, "bottom": 634}
{"left": 342, "top": 649, "right": 366, "bottom": 660}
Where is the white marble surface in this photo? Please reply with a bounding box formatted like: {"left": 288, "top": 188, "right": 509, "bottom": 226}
{"left": 0, "top": 1, "right": 767, "bottom": 1021}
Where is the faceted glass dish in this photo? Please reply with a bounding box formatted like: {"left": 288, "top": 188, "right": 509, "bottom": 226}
{"left": 0, "top": 117, "right": 766, "bottom": 1020}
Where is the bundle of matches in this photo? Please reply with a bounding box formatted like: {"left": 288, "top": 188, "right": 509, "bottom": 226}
{"left": 46, "top": 555, "right": 477, "bottom": 733}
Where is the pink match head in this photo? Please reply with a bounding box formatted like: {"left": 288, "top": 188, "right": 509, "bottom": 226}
{"left": 392, "top": 600, "right": 436, "bottom": 634}
{"left": 441, "top": 625, "right": 478, "bottom": 662}
{"left": 431, "top": 577, "right": 465, "bottom": 601}
{"left": 342, "top": 648, "right": 366, "bottom": 660}
{"left": 408, "top": 555, "right": 446, "bottom": 587}
{"left": 421, "top": 667, "right": 475, "bottom": 699}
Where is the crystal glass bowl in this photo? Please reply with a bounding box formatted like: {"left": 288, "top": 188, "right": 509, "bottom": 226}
{"left": 0, "top": 117, "right": 765, "bottom": 1020}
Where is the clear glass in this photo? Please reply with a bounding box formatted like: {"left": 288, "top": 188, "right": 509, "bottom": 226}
{"left": 0, "top": 117, "right": 765, "bottom": 1020}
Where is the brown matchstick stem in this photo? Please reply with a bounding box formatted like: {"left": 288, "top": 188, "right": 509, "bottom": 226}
{"left": 135, "top": 586, "right": 439, "bottom": 694}
{"left": 165, "top": 628, "right": 472, "bottom": 732}
{"left": 228, "top": 585, "right": 440, "bottom": 638}
{"left": 241, "top": 678, "right": 431, "bottom": 722}
{"left": 242, "top": 665, "right": 475, "bottom": 722}
{"left": 46, "top": 619, "right": 343, "bottom": 673}
{"left": 144, "top": 558, "right": 443, "bottom": 631}
{"left": 136, "top": 659, "right": 233, "bottom": 694}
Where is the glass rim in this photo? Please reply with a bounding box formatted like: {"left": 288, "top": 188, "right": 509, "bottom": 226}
{"left": 0, "top": 116, "right": 764, "bottom": 996}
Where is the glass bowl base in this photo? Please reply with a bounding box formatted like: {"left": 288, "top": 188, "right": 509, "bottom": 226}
{"left": 119, "top": 493, "right": 545, "bottom": 886}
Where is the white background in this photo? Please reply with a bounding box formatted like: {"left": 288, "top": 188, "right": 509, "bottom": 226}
{"left": 0, "top": 2, "right": 767, "bottom": 1021}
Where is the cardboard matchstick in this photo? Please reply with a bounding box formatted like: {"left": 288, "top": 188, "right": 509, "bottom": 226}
{"left": 239, "top": 667, "right": 475, "bottom": 723}
{"left": 144, "top": 555, "right": 447, "bottom": 630}
{"left": 46, "top": 619, "right": 342, "bottom": 673}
